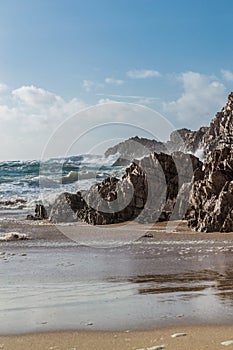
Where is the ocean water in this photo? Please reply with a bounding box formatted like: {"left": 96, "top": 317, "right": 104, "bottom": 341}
{"left": 0, "top": 153, "right": 124, "bottom": 216}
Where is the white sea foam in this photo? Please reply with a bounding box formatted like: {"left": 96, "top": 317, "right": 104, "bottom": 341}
{"left": 0, "top": 232, "right": 29, "bottom": 241}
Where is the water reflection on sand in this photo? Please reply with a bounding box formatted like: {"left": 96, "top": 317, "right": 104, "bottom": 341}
{"left": 1, "top": 223, "right": 233, "bottom": 333}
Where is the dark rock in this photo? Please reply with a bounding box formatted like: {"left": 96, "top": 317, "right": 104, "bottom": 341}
{"left": 49, "top": 191, "right": 86, "bottom": 223}
{"left": 27, "top": 204, "right": 48, "bottom": 220}
{"left": 35, "top": 204, "right": 48, "bottom": 219}
{"left": 187, "top": 147, "right": 233, "bottom": 232}
{"left": 48, "top": 152, "right": 202, "bottom": 225}
{"left": 105, "top": 136, "right": 167, "bottom": 160}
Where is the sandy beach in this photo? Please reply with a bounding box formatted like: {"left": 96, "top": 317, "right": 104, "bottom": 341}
{"left": 1, "top": 219, "right": 233, "bottom": 349}
{"left": 0, "top": 325, "right": 233, "bottom": 349}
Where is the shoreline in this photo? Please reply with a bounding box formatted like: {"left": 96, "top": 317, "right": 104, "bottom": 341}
{"left": 1, "top": 324, "right": 233, "bottom": 349}
{"left": 1, "top": 219, "right": 233, "bottom": 346}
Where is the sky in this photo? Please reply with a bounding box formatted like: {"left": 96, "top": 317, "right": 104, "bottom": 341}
{"left": 1, "top": 0, "right": 233, "bottom": 160}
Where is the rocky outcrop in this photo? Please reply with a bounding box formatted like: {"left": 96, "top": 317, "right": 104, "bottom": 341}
{"left": 188, "top": 147, "right": 233, "bottom": 232}
{"left": 49, "top": 191, "right": 86, "bottom": 223}
{"left": 28, "top": 93, "right": 233, "bottom": 231}
{"left": 27, "top": 204, "right": 48, "bottom": 220}
{"left": 49, "top": 151, "right": 202, "bottom": 225}
{"left": 105, "top": 136, "right": 167, "bottom": 159}
{"left": 166, "top": 127, "right": 208, "bottom": 154}
{"left": 201, "top": 92, "right": 233, "bottom": 155}
{"left": 104, "top": 129, "right": 207, "bottom": 161}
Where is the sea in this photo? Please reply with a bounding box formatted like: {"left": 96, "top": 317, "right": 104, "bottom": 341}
{"left": 0, "top": 153, "right": 124, "bottom": 219}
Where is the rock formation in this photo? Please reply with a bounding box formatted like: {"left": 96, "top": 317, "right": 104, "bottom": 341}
{"left": 27, "top": 204, "right": 48, "bottom": 220}
{"left": 200, "top": 92, "right": 233, "bottom": 155}
{"left": 49, "top": 151, "right": 202, "bottom": 225}
{"left": 105, "top": 136, "right": 167, "bottom": 159}
{"left": 188, "top": 147, "right": 233, "bottom": 232}
{"left": 32, "top": 93, "right": 233, "bottom": 231}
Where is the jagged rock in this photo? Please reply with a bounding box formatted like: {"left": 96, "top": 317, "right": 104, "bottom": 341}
{"left": 167, "top": 127, "right": 208, "bottom": 154}
{"left": 188, "top": 147, "right": 233, "bottom": 232}
{"left": 49, "top": 191, "right": 86, "bottom": 223}
{"left": 201, "top": 92, "right": 233, "bottom": 155}
{"left": 27, "top": 204, "right": 48, "bottom": 220}
{"left": 49, "top": 152, "right": 202, "bottom": 225}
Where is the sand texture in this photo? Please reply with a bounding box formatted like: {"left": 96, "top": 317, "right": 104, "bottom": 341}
{"left": 1, "top": 325, "right": 233, "bottom": 350}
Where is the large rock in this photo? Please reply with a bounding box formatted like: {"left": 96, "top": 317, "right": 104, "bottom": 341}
{"left": 105, "top": 136, "right": 167, "bottom": 159}
{"left": 49, "top": 191, "right": 87, "bottom": 223}
{"left": 49, "top": 152, "right": 202, "bottom": 225}
{"left": 188, "top": 147, "right": 233, "bottom": 232}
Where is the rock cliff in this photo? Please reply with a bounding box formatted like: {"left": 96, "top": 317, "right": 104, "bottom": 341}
{"left": 188, "top": 147, "right": 233, "bottom": 232}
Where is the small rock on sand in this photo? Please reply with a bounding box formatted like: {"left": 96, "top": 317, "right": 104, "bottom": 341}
{"left": 221, "top": 340, "right": 233, "bottom": 346}
{"left": 147, "top": 346, "right": 166, "bottom": 350}
{"left": 171, "top": 332, "right": 187, "bottom": 338}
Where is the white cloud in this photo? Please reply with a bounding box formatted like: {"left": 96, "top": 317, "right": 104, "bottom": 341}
{"left": 82, "top": 80, "right": 95, "bottom": 92}
{"left": 105, "top": 77, "right": 124, "bottom": 85}
{"left": 96, "top": 93, "right": 161, "bottom": 105}
{"left": 82, "top": 79, "right": 104, "bottom": 92}
{"left": 0, "top": 85, "right": 87, "bottom": 160}
{"left": 98, "top": 98, "right": 115, "bottom": 104}
{"left": 0, "top": 83, "right": 8, "bottom": 92}
{"left": 221, "top": 69, "right": 233, "bottom": 82}
{"left": 127, "top": 69, "right": 161, "bottom": 79}
{"left": 163, "top": 71, "right": 226, "bottom": 127}
{"left": 12, "top": 85, "right": 61, "bottom": 107}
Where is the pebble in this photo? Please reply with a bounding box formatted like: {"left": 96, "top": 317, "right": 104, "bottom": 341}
{"left": 86, "top": 322, "right": 93, "bottom": 326}
{"left": 20, "top": 253, "right": 27, "bottom": 256}
{"left": 147, "top": 346, "right": 166, "bottom": 350}
{"left": 0, "top": 252, "right": 5, "bottom": 256}
{"left": 171, "top": 332, "right": 187, "bottom": 338}
{"left": 221, "top": 340, "right": 233, "bottom": 346}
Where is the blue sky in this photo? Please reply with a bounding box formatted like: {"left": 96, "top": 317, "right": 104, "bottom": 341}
{"left": 0, "top": 0, "right": 233, "bottom": 159}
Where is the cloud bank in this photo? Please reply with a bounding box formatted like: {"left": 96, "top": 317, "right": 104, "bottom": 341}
{"left": 163, "top": 71, "right": 226, "bottom": 127}
{"left": 0, "top": 85, "right": 86, "bottom": 160}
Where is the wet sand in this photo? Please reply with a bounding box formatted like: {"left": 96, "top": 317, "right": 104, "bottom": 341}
{"left": 1, "top": 219, "right": 233, "bottom": 347}
{"left": 0, "top": 325, "right": 233, "bottom": 350}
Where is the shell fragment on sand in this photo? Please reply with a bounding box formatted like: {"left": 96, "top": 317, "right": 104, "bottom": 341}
{"left": 221, "top": 340, "right": 233, "bottom": 346}
{"left": 171, "top": 332, "right": 187, "bottom": 338}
